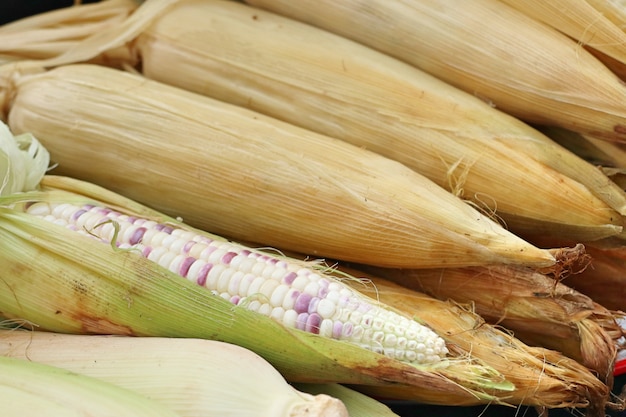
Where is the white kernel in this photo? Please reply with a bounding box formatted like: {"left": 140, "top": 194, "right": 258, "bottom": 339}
{"left": 207, "top": 248, "right": 228, "bottom": 264}
{"left": 407, "top": 340, "right": 417, "bottom": 350}
{"left": 168, "top": 237, "right": 188, "bottom": 253}
{"left": 157, "top": 251, "right": 178, "bottom": 270}
{"left": 384, "top": 333, "right": 398, "bottom": 347}
{"left": 26, "top": 202, "right": 51, "bottom": 216}
{"left": 405, "top": 351, "right": 417, "bottom": 362}
{"left": 147, "top": 231, "right": 170, "bottom": 248}
{"left": 187, "top": 242, "right": 210, "bottom": 259}
{"left": 247, "top": 276, "right": 266, "bottom": 297}
{"left": 282, "top": 309, "right": 298, "bottom": 328}
{"left": 52, "top": 218, "right": 68, "bottom": 226}
{"left": 227, "top": 271, "right": 245, "bottom": 297}
{"left": 160, "top": 234, "right": 179, "bottom": 250}
{"left": 51, "top": 203, "right": 71, "bottom": 218}
{"left": 316, "top": 298, "right": 336, "bottom": 319}
{"left": 303, "top": 281, "right": 320, "bottom": 297}
{"left": 259, "top": 279, "right": 280, "bottom": 301}
{"left": 216, "top": 267, "right": 235, "bottom": 293}
{"left": 270, "top": 307, "right": 285, "bottom": 321}
{"left": 206, "top": 263, "right": 227, "bottom": 291}
{"left": 147, "top": 246, "right": 169, "bottom": 264}
{"left": 168, "top": 254, "right": 186, "bottom": 274}
{"left": 372, "top": 331, "right": 384, "bottom": 344}
{"left": 291, "top": 275, "right": 309, "bottom": 291}
{"left": 246, "top": 300, "right": 262, "bottom": 312}
{"left": 270, "top": 267, "right": 288, "bottom": 280}
{"left": 186, "top": 259, "right": 207, "bottom": 281}
{"left": 318, "top": 319, "right": 334, "bottom": 338}
{"left": 258, "top": 303, "right": 272, "bottom": 316}
{"left": 250, "top": 261, "right": 267, "bottom": 276}
{"left": 281, "top": 289, "right": 299, "bottom": 310}
{"left": 261, "top": 264, "right": 278, "bottom": 280}
{"left": 270, "top": 284, "right": 290, "bottom": 307}
{"left": 238, "top": 273, "right": 256, "bottom": 295}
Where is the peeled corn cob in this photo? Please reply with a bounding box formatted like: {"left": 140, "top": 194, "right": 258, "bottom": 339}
{"left": 0, "top": 355, "right": 181, "bottom": 417}
{"left": 0, "top": 331, "right": 350, "bottom": 417}
{"left": 245, "top": 0, "right": 626, "bottom": 143}
{"left": 0, "top": 63, "right": 556, "bottom": 269}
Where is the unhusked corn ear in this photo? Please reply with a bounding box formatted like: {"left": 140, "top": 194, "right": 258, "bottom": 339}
{"left": 25, "top": 199, "right": 448, "bottom": 364}
{"left": 0, "top": 175, "right": 513, "bottom": 405}
{"left": 0, "top": 331, "right": 350, "bottom": 417}
{"left": 0, "top": 355, "right": 181, "bottom": 417}
{"left": 1, "top": 63, "right": 556, "bottom": 269}
{"left": 245, "top": 0, "right": 626, "bottom": 143}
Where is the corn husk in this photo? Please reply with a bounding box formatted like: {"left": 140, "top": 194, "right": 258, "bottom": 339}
{"left": 360, "top": 261, "right": 621, "bottom": 384}
{"left": 0, "top": 355, "right": 181, "bottom": 417}
{"left": 293, "top": 384, "right": 401, "bottom": 417}
{"left": 500, "top": 0, "right": 626, "bottom": 75}
{"left": 335, "top": 271, "right": 611, "bottom": 411}
{"left": 130, "top": 0, "right": 626, "bottom": 242}
{"left": 0, "top": 174, "right": 516, "bottom": 406}
{"left": 0, "top": 331, "right": 351, "bottom": 417}
{"left": 0, "top": 63, "right": 557, "bottom": 269}
{"left": 245, "top": 0, "right": 626, "bottom": 143}
{"left": 0, "top": 0, "right": 138, "bottom": 67}
{"left": 2, "top": 0, "right": 625, "bottom": 243}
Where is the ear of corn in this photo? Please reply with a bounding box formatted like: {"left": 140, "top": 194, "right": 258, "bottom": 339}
{"left": 364, "top": 263, "right": 621, "bottom": 384}
{"left": 0, "top": 331, "right": 350, "bottom": 417}
{"left": 0, "top": 63, "right": 556, "bottom": 269}
{"left": 0, "top": 355, "right": 181, "bottom": 417}
{"left": 121, "top": 0, "right": 625, "bottom": 243}
{"left": 244, "top": 0, "right": 626, "bottom": 143}
{"left": 0, "top": 172, "right": 516, "bottom": 405}
{"left": 2, "top": 0, "right": 625, "bottom": 243}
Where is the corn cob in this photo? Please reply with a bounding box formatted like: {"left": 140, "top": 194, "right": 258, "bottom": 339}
{"left": 0, "top": 63, "right": 556, "bottom": 269}
{"left": 3, "top": 0, "right": 626, "bottom": 243}
{"left": 0, "top": 355, "right": 181, "bottom": 417}
{"left": 337, "top": 273, "right": 612, "bottom": 413}
{"left": 244, "top": 0, "right": 626, "bottom": 143}
{"left": 0, "top": 174, "right": 514, "bottom": 405}
{"left": 0, "top": 331, "right": 350, "bottom": 417}
{"left": 363, "top": 262, "right": 621, "bottom": 384}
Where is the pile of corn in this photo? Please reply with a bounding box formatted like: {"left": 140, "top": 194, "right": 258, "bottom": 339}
{"left": 1, "top": 0, "right": 626, "bottom": 416}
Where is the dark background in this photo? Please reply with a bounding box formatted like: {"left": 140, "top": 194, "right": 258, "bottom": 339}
{"left": 2, "top": 1, "right": 625, "bottom": 416}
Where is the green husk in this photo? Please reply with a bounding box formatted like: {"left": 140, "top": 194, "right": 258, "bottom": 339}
{"left": 0, "top": 174, "right": 514, "bottom": 405}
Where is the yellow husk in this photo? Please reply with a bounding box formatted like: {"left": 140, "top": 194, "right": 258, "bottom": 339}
{"left": 0, "top": 175, "right": 515, "bottom": 406}
{"left": 129, "top": 0, "right": 626, "bottom": 242}
{"left": 0, "top": 0, "right": 138, "bottom": 67}
{"left": 336, "top": 272, "right": 611, "bottom": 411}
{"left": 2, "top": 0, "right": 625, "bottom": 241}
{"left": 361, "top": 262, "right": 621, "bottom": 384}
{"left": 244, "top": 0, "right": 626, "bottom": 143}
{"left": 0, "top": 63, "right": 555, "bottom": 269}
{"left": 500, "top": 0, "right": 626, "bottom": 73}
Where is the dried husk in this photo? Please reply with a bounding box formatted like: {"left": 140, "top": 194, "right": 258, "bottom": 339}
{"left": 500, "top": 0, "right": 626, "bottom": 74}
{"left": 1, "top": 0, "right": 625, "bottom": 242}
{"left": 244, "top": 0, "right": 626, "bottom": 143}
{"left": 360, "top": 262, "right": 621, "bottom": 385}
{"left": 335, "top": 272, "right": 611, "bottom": 411}
{"left": 0, "top": 0, "right": 137, "bottom": 67}
{"left": 127, "top": 0, "right": 626, "bottom": 242}
{"left": 0, "top": 175, "right": 515, "bottom": 406}
{"left": 0, "top": 63, "right": 556, "bottom": 269}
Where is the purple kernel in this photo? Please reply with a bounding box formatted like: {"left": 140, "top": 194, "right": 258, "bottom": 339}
{"left": 129, "top": 227, "right": 146, "bottom": 245}
{"left": 179, "top": 257, "right": 196, "bottom": 278}
{"left": 294, "top": 293, "right": 313, "bottom": 314}
{"left": 308, "top": 297, "right": 320, "bottom": 314}
{"left": 221, "top": 251, "right": 237, "bottom": 264}
{"left": 333, "top": 321, "right": 343, "bottom": 339}
{"left": 196, "top": 263, "right": 213, "bottom": 286}
{"left": 155, "top": 224, "right": 165, "bottom": 231}
{"left": 282, "top": 271, "right": 297, "bottom": 285}
{"left": 240, "top": 249, "right": 251, "bottom": 257}
{"left": 126, "top": 216, "right": 137, "bottom": 224}
{"left": 183, "top": 241, "right": 196, "bottom": 253}
{"left": 296, "top": 313, "right": 308, "bottom": 331}
{"left": 306, "top": 313, "right": 322, "bottom": 334}
{"left": 142, "top": 247, "right": 152, "bottom": 257}
{"left": 230, "top": 295, "right": 241, "bottom": 305}
{"left": 71, "top": 209, "right": 87, "bottom": 221}
{"left": 161, "top": 226, "right": 174, "bottom": 234}
{"left": 342, "top": 322, "right": 354, "bottom": 337}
